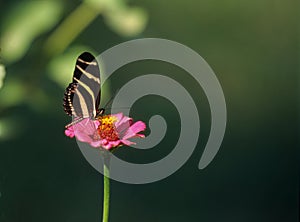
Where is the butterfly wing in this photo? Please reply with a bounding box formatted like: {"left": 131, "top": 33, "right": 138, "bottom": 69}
{"left": 63, "top": 52, "right": 101, "bottom": 118}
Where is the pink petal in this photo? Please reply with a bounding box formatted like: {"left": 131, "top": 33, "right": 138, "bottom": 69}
{"left": 123, "top": 121, "right": 146, "bottom": 140}
{"left": 73, "top": 119, "right": 96, "bottom": 135}
{"left": 94, "top": 120, "right": 101, "bottom": 128}
{"left": 102, "top": 140, "right": 122, "bottom": 150}
{"left": 109, "top": 141, "right": 122, "bottom": 148}
{"left": 101, "top": 139, "right": 108, "bottom": 145}
{"left": 114, "top": 116, "right": 133, "bottom": 137}
{"left": 121, "top": 139, "right": 136, "bottom": 146}
{"left": 112, "top": 113, "right": 123, "bottom": 123}
{"left": 65, "top": 126, "right": 75, "bottom": 138}
{"left": 90, "top": 140, "right": 103, "bottom": 148}
{"left": 76, "top": 133, "right": 93, "bottom": 143}
{"left": 113, "top": 113, "right": 132, "bottom": 129}
{"left": 72, "top": 119, "right": 98, "bottom": 143}
{"left": 64, "top": 113, "right": 147, "bottom": 150}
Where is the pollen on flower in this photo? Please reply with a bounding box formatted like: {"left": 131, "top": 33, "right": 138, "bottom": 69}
{"left": 97, "top": 115, "right": 119, "bottom": 141}
{"left": 100, "top": 116, "right": 117, "bottom": 125}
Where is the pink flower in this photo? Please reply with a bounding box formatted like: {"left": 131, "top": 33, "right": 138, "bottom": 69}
{"left": 65, "top": 113, "right": 146, "bottom": 150}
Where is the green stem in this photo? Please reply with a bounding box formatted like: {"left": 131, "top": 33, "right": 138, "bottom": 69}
{"left": 102, "top": 158, "right": 110, "bottom": 222}
{"left": 44, "top": 2, "right": 101, "bottom": 56}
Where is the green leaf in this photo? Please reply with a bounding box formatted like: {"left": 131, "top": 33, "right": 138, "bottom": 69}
{"left": 0, "top": 78, "right": 24, "bottom": 107}
{"left": 1, "top": 1, "right": 63, "bottom": 63}
{"left": 86, "top": 0, "right": 148, "bottom": 37}
{"left": 0, "top": 117, "right": 20, "bottom": 141}
{"left": 0, "top": 64, "right": 5, "bottom": 89}
{"left": 104, "top": 7, "right": 148, "bottom": 37}
{"left": 85, "top": 0, "right": 124, "bottom": 11}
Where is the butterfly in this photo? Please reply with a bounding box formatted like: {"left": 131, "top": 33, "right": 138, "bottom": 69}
{"left": 63, "top": 52, "right": 105, "bottom": 128}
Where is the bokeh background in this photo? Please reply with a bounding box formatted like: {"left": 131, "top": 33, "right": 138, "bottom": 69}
{"left": 0, "top": 0, "right": 298, "bottom": 221}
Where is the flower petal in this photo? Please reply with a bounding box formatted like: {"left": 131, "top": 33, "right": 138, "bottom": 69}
{"left": 65, "top": 126, "right": 75, "bottom": 138}
{"left": 135, "top": 134, "right": 145, "bottom": 138}
{"left": 114, "top": 114, "right": 133, "bottom": 137}
{"left": 113, "top": 113, "right": 132, "bottom": 129}
{"left": 102, "top": 140, "right": 122, "bottom": 150}
{"left": 123, "top": 121, "right": 146, "bottom": 140}
{"left": 76, "top": 133, "right": 93, "bottom": 143}
{"left": 90, "top": 140, "right": 103, "bottom": 148}
{"left": 112, "top": 113, "right": 123, "bottom": 124}
{"left": 64, "top": 113, "right": 146, "bottom": 150}
{"left": 121, "top": 139, "right": 136, "bottom": 146}
{"left": 72, "top": 119, "right": 97, "bottom": 143}
{"left": 94, "top": 120, "right": 101, "bottom": 128}
{"left": 74, "top": 118, "right": 97, "bottom": 135}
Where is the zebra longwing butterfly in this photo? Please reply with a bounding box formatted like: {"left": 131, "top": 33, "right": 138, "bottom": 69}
{"left": 63, "top": 52, "right": 104, "bottom": 128}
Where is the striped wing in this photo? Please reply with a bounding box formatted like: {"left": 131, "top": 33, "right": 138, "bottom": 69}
{"left": 63, "top": 52, "right": 101, "bottom": 118}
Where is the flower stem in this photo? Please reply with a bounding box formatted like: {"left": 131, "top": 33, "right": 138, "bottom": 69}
{"left": 102, "top": 157, "right": 110, "bottom": 222}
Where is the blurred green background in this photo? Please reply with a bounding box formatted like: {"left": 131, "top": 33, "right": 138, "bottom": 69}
{"left": 0, "top": 0, "right": 298, "bottom": 221}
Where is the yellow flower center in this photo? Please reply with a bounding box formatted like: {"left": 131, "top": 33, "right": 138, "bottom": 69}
{"left": 97, "top": 115, "right": 119, "bottom": 141}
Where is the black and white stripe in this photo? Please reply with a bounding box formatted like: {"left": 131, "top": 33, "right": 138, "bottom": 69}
{"left": 63, "top": 52, "right": 102, "bottom": 121}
